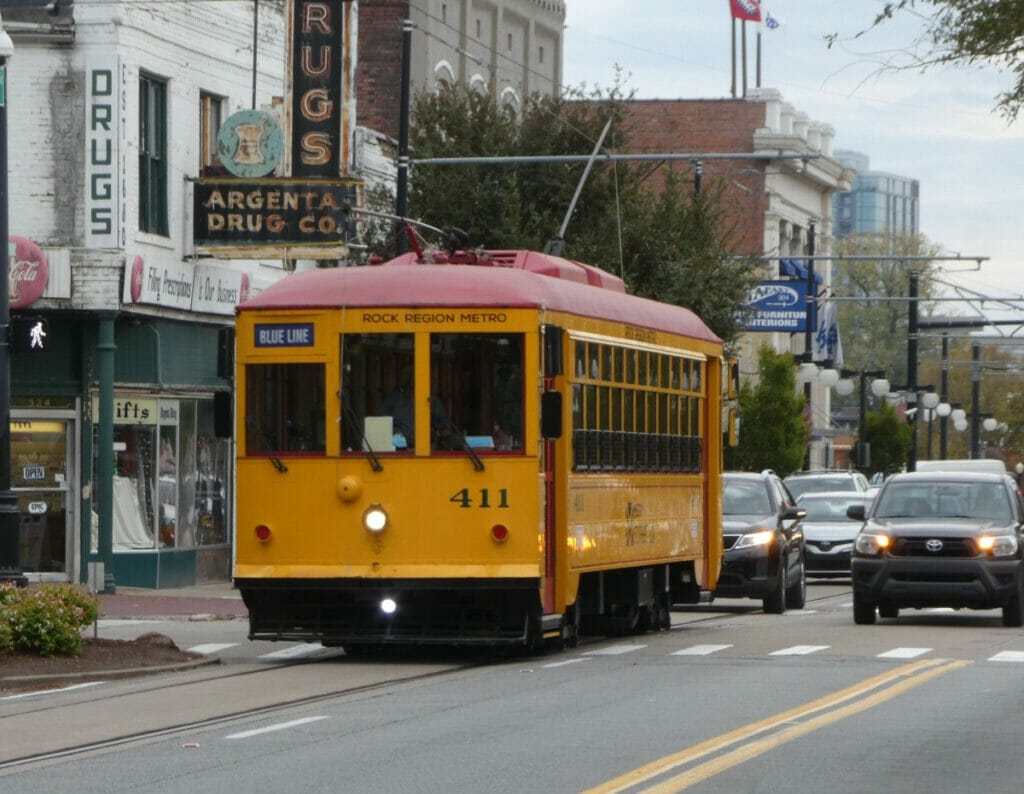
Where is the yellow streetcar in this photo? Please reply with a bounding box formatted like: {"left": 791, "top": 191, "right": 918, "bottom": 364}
{"left": 232, "top": 247, "right": 726, "bottom": 649}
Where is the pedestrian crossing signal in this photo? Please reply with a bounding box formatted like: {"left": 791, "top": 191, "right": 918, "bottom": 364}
{"left": 10, "top": 316, "right": 49, "bottom": 352}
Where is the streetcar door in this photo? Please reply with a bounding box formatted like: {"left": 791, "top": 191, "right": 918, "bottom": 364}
{"left": 541, "top": 326, "right": 564, "bottom": 614}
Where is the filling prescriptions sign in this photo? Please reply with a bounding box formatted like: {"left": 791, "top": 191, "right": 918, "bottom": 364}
{"left": 254, "top": 323, "right": 315, "bottom": 347}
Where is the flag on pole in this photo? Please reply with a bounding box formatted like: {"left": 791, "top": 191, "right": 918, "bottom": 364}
{"left": 729, "top": 0, "right": 762, "bottom": 22}
{"left": 764, "top": 12, "right": 781, "bottom": 30}
{"left": 813, "top": 297, "right": 844, "bottom": 367}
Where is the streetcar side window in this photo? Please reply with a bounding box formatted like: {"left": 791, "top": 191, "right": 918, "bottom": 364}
{"left": 430, "top": 333, "right": 524, "bottom": 451}
{"left": 570, "top": 340, "right": 704, "bottom": 473}
{"left": 245, "top": 363, "right": 325, "bottom": 454}
{"left": 340, "top": 333, "right": 415, "bottom": 453}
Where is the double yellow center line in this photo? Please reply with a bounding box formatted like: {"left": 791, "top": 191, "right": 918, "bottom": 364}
{"left": 584, "top": 657, "right": 970, "bottom": 794}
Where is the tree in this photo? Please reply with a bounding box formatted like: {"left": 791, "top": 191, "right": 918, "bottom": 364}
{"left": 835, "top": 1, "right": 1024, "bottom": 122}
{"left": 403, "top": 83, "right": 762, "bottom": 349}
{"left": 832, "top": 232, "right": 941, "bottom": 389}
{"left": 732, "top": 346, "right": 809, "bottom": 476}
{"left": 406, "top": 82, "right": 638, "bottom": 256}
{"left": 864, "top": 401, "right": 913, "bottom": 476}
{"left": 621, "top": 175, "right": 761, "bottom": 352}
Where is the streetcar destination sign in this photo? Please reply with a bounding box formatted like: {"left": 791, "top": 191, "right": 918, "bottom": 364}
{"left": 254, "top": 323, "right": 315, "bottom": 347}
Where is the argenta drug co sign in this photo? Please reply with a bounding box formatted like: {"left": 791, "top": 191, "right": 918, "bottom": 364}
{"left": 193, "top": 180, "right": 359, "bottom": 246}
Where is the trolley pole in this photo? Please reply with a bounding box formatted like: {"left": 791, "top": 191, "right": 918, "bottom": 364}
{"left": 394, "top": 18, "right": 414, "bottom": 257}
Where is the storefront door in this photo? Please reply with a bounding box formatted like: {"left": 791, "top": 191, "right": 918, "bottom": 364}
{"left": 11, "top": 411, "right": 77, "bottom": 582}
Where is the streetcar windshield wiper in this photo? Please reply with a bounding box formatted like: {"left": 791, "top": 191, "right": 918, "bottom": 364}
{"left": 459, "top": 434, "right": 485, "bottom": 472}
{"left": 343, "top": 400, "right": 383, "bottom": 472}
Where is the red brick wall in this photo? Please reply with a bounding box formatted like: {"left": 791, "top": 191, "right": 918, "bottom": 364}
{"left": 357, "top": 0, "right": 409, "bottom": 139}
{"left": 619, "top": 100, "right": 769, "bottom": 256}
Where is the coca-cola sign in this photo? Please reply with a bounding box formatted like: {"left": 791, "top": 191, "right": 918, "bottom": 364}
{"left": 8, "top": 236, "right": 49, "bottom": 308}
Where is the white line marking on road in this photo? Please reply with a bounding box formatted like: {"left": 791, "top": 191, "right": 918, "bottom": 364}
{"left": 671, "top": 644, "right": 733, "bottom": 656}
{"left": 541, "top": 658, "right": 591, "bottom": 668}
{"left": 989, "top": 651, "right": 1024, "bottom": 663}
{"left": 784, "top": 610, "right": 817, "bottom": 616}
{"left": 258, "top": 643, "right": 327, "bottom": 660}
{"left": 770, "top": 645, "right": 830, "bottom": 656}
{"left": 186, "top": 643, "right": 238, "bottom": 655}
{"left": 224, "top": 716, "right": 330, "bottom": 740}
{"left": 97, "top": 619, "right": 162, "bottom": 627}
{"left": 1, "top": 681, "right": 105, "bottom": 701}
{"left": 583, "top": 644, "right": 646, "bottom": 656}
{"left": 877, "top": 647, "right": 932, "bottom": 659}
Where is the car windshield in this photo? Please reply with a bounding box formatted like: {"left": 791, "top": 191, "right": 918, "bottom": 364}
{"left": 873, "top": 481, "right": 1012, "bottom": 521}
{"left": 799, "top": 496, "right": 866, "bottom": 521}
{"left": 785, "top": 477, "right": 857, "bottom": 498}
{"left": 723, "top": 481, "right": 771, "bottom": 515}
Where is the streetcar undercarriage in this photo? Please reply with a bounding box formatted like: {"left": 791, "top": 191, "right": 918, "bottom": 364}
{"left": 239, "top": 562, "right": 700, "bottom": 649}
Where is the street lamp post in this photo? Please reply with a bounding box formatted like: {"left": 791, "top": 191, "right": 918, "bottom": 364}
{"left": 836, "top": 369, "right": 888, "bottom": 470}
{"left": 0, "top": 15, "right": 23, "bottom": 586}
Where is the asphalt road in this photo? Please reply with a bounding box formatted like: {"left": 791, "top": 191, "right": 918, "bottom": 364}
{"left": 4, "top": 581, "right": 1024, "bottom": 793}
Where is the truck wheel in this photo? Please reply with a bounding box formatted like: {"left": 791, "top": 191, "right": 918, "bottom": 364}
{"left": 1002, "top": 586, "right": 1024, "bottom": 627}
{"left": 878, "top": 604, "right": 899, "bottom": 619}
{"left": 853, "top": 594, "right": 876, "bottom": 625}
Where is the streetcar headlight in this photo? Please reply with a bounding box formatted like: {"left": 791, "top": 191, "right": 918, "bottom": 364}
{"left": 363, "top": 504, "right": 389, "bottom": 533}
{"left": 734, "top": 530, "right": 773, "bottom": 549}
{"left": 855, "top": 531, "right": 891, "bottom": 556}
{"left": 978, "top": 534, "right": 1018, "bottom": 557}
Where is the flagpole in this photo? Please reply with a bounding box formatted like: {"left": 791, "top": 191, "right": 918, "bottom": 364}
{"left": 756, "top": 26, "right": 762, "bottom": 87}
{"left": 741, "top": 20, "right": 747, "bottom": 96}
{"left": 730, "top": 17, "right": 736, "bottom": 98}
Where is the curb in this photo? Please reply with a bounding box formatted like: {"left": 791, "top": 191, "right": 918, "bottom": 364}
{"left": 1, "top": 655, "right": 221, "bottom": 689}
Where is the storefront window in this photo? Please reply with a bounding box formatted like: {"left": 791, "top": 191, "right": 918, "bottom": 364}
{"left": 100, "top": 395, "right": 231, "bottom": 551}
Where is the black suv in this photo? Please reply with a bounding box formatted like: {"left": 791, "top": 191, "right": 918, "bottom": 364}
{"left": 715, "top": 471, "right": 807, "bottom": 613}
{"left": 849, "top": 471, "right": 1024, "bottom": 626}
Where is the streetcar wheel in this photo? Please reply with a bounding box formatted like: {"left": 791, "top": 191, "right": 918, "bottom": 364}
{"left": 561, "top": 605, "right": 581, "bottom": 648}
{"left": 763, "top": 562, "right": 786, "bottom": 614}
{"left": 853, "top": 594, "right": 877, "bottom": 625}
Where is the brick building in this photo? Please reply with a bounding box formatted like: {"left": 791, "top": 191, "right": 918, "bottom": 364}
{"left": 0, "top": 0, "right": 290, "bottom": 588}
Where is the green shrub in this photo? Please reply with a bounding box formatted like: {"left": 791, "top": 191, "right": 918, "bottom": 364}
{"left": 0, "top": 583, "right": 99, "bottom": 657}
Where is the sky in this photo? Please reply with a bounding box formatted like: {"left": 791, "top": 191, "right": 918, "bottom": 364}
{"left": 561, "top": 0, "right": 1024, "bottom": 308}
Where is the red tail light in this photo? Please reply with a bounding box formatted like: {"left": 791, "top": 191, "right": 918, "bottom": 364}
{"left": 255, "top": 524, "right": 272, "bottom": 542}
{"left": 491, "top": 524, "right": 509, "bottom": 543}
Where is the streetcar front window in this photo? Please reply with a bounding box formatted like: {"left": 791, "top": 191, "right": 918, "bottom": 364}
{"left": 341, "top": 333, "right": 415, "bottom": 453}
{"left": 430, "top": 333, "right": 524, "bottom": 452}
{"left": 245, "top": 363, "right": 325, "bottom": 454}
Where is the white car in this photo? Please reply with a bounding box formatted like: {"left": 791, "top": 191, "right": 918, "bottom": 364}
{"left": 796, "top": 491, "right": 874, "bottom": 578}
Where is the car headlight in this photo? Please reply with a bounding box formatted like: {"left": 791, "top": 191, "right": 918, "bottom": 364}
{"left": 854, "top": 531, "right": 891, "bottom": 556}
{"left": 977, "top": 534, "right": 1019, "bottom": 557}
{"left": 734, "top": 530, "right": 774, "bottom": 549}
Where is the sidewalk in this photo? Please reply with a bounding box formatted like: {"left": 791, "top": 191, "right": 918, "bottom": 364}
{"left": 97, "top": 582, "right": 248, "bottom": 620}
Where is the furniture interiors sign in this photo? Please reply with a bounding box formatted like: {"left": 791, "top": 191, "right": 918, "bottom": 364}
{"left": 741, "top": 281, "right": 808, "bottom": 332}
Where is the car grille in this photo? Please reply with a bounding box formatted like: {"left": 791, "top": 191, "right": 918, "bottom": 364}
{"left": 890, "top": 537, "right": 975, "bottom": 558}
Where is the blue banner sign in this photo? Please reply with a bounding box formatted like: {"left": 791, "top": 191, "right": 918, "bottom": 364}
{"left": 742, "top": 280, "right": 808, "bottom": 332}
{"left": 254, "top": 323, "right": 315, "bottom": 347}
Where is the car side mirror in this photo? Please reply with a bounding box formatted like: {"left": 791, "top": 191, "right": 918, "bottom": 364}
{"left": 847, "top": 504, "right": 866, "bottom": 521}
{"left": 782, "top": 506, "right": 806, "bottom": 522}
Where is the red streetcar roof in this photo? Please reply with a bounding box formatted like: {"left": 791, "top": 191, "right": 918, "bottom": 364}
{"left": 240, "top": 251, "right": 721, "bottom": 344}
